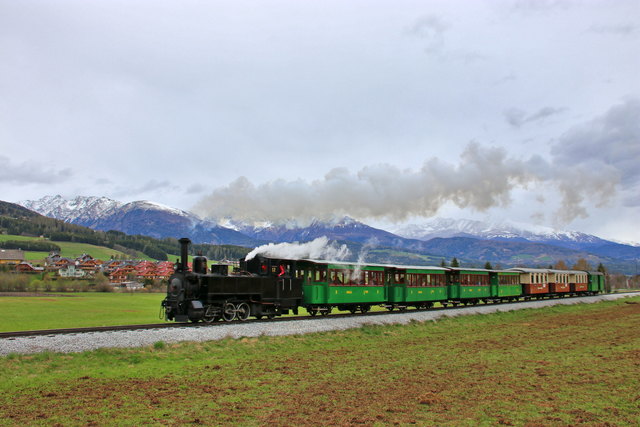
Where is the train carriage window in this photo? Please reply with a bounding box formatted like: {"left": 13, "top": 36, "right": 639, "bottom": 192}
{"left": 351, "top": 271, "right": 364, "bottom": 285}
{"left": 367, "top": 271, "right": 383, "bottom": 286}
{"left": 315, "top": 269, "right": 327, "bottom": 282}
{"left": 500, "top": 275, "right": 518, "bottom": 286}
{"left": 330, "top": 270, "right": 340, "bottom": 285}
{"left": 407, "top": 273, "right": 426, "bottom": 287}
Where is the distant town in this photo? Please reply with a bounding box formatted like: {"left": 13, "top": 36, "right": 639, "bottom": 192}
{"left": 0, "top": 249, "right": 177, "bottom": 289}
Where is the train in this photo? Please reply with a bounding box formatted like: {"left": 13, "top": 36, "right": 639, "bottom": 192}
{"left": 161, "top": 238, "right": 606, "bottom": 322}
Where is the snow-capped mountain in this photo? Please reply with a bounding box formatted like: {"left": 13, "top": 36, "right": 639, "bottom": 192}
{"left": 20, "top": 196, "right": 258, "bottom": 246}
{"left": 393, "top": 218, "right": 605, "bottom": 245}
{"left": 391, "top": 217, "right": 640, "bottom": 261}
{"left": 20, "top": 195, "right": 123, "bottom": 226}
{"left": 231, "top": 216, "right": 406, "bottom": 246}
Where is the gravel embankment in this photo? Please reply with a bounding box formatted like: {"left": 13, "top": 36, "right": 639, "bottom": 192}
{"left": 1, "top": 293, "right": 636, "bottom": 356}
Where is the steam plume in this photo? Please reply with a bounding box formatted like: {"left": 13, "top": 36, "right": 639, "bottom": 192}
{"left": 245, "top": 237, "right": 350, "bottom": 261}
{"left": 195, "top": 142, "right": 614, "bottom": 225}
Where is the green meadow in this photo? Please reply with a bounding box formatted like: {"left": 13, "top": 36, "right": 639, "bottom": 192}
{"left": 0, "top": 297, "right": 638, "bottom": 425}
{"left": 0, "top": 293, "right": 165, "bottom": 332}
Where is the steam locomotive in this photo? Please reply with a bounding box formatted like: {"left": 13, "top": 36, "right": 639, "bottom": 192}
{"left": 161, "top": 238, "right": 606, "bottom": 322}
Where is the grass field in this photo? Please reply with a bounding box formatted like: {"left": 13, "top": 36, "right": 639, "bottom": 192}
{"left": 1, "top": 297, "right": 639, "bottom": 425}
{"left": 0, "top": 234, "right": 151, "bottom": 262}
{"left": 0, "top": 293, "right": 166, "bottom": 331}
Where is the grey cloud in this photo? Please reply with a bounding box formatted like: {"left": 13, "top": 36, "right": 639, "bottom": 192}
{"left": 186, "top": 183, "right": 206, "bottom": 194}
{"left": 505, "top": 106, "right": 566, "bottom": 128}
{"left": 551, "top": 98, "right": 640, "bottom": 187}
{"left": 94, "top": 178, "right": 112, "bottom": 185}
{"left": 546, "top": 98, "right": 640, "bottom": 217}
{"left": 511, "top": 0, "right": 573, "bottom": 13}
{"left": 406, "top": 15, "right": 449, "bottom": 53}
{"left": 0, "top": 156, "right": 72, "bottom": 184}
{"left": 112, "top": 180, "right": 179, "bottom": 198}
{"left": 493, "top": 72, "right": 517, "bottom": 86}
{"left": 504, "top": 108, "right": 526, "bottom": 127}
{"left": 588, "top": 23, "right": 639, "bottom": 36}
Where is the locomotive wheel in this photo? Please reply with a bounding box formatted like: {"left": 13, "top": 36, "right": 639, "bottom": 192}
{"left": 236, "top": 302, "right": 250, "bottom": 321}
{"left": 308, "top": 308, "right": 317, "bottom": 317}
{"left": 222, "top": 302, "right": 236, "bottom": 322}
{"left": 203, "top": 306, "right": 219, "bottom": 323}
{"left": 203, "top": 314, "right": 219, "bottom": 323}
{"left": 349, "top": 307, "right": 358, "bottom": 314}
{"left": 360, "top": 305, "right": 370, "bottom": 313}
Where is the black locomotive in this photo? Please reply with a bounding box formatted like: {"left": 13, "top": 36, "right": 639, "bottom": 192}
{"left": 161, "top": 238, "right": 302, "bottom": 322}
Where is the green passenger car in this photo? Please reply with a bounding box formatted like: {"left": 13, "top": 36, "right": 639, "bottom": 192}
{"left": 490, "top": 271, "right": 522, "bottom": 301}
{"left": 387, "top": 266, "right": 448, "bottom": 310}
{"left": 446, "top": 268, "right": 491, "bottom": 304}
{"left": 298, "top": 260, "right": 388, "bottom": 315}
{"left": 588, "top": 271, "right": 605, "bottom": 294}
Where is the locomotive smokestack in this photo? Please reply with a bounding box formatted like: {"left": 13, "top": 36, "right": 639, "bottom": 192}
{"left": 179, "top": 238, "right": 191, "bottom": 272}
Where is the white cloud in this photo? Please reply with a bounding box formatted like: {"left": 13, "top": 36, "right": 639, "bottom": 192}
{"left": 0, "top": 156, "right": 72, "bottom": 185}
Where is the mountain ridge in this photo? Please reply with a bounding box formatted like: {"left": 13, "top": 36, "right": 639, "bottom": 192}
{"left": 17, "top": 195, "right": 640, "bottom": 273}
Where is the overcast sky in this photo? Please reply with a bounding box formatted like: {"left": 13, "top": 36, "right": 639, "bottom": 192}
{"left": 1, "top": 0, "right": 639, "bottom": 243}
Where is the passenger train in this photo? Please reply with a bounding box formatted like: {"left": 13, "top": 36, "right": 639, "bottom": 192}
{"left": 162, "top": 238, "right": 605, "bottom": 322}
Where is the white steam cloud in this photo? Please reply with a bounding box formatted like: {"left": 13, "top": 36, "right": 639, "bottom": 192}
{"left": 245, "top": 236, "right": 350, "bottom": 261}
{"left": 196, "top": 142, "right": 542, "bottom": 224}
{"left": 194, "top": 142, "right": 612, "bottom": 225}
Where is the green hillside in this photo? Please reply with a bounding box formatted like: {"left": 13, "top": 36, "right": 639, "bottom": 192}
{"left": 0, "top": 234, "right": 149, "bottom": 262}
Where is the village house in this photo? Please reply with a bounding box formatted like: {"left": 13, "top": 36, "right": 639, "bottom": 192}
{"left": 58, "top": 263, "right": 89, "bottom": 278}
{"left": 109, "top": 264, "right": 137, "bottom": 284}
{"left": 14, "top": 261, "right": 45, "bottom": 273}
{"left": 0, "top": 249, "right": 24, "bottom": 266}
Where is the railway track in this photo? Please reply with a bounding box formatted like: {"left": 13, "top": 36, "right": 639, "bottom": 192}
{"left": 2, "top": 293, "right": 620, "bottom": 340}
